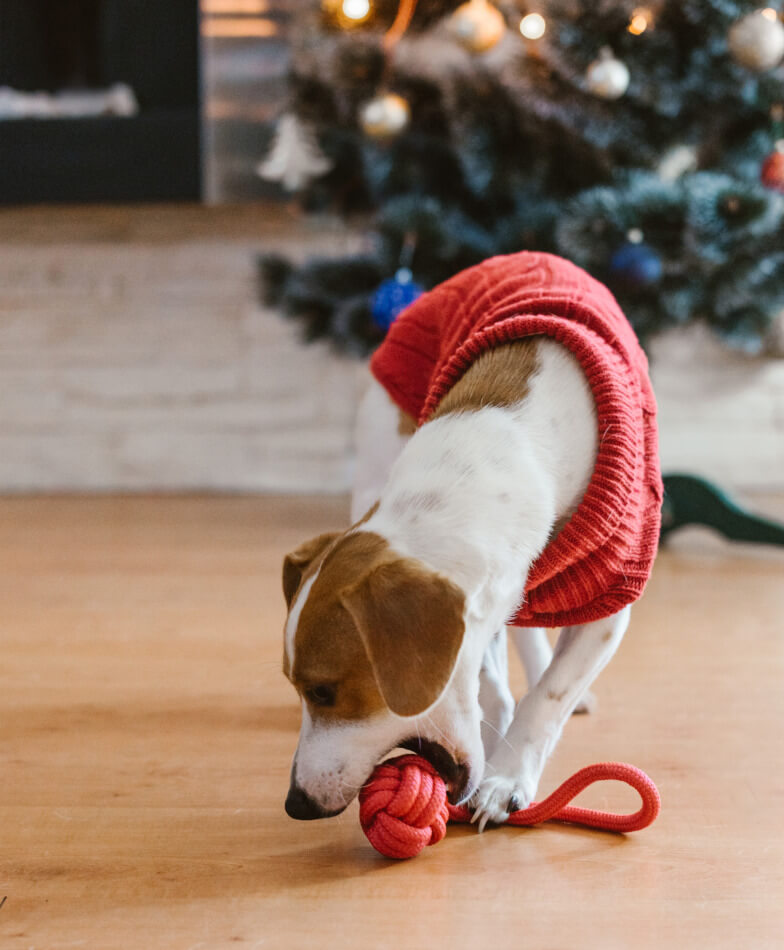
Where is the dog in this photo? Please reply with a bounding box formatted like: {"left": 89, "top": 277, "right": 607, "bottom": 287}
{"left": 282, "top": 252, "right": 661, "bottom": 830}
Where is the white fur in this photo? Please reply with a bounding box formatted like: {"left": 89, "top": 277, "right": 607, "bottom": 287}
{"left": 478, "top": 629, "right": 515, "bottom": 758}
{"left": 511, "top": 626, "right": 553, "bottom": 689}
{"left": 289, "top": 339, "right": 632, "bottom": 822}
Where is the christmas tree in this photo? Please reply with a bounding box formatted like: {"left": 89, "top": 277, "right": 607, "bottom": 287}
{"left": 259, "top": 0, "right": 784, "bottom": 356}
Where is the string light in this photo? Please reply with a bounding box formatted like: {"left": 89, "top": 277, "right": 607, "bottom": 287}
{"left": 628, "top": 7, "right": 652, "bottom": 35}
{"left": 341, "top": 0, "right": 371, "bottom": 21}
{"left": 519, "top": 12, "right": 546, "bottom": 39}
{"left": 761, "top": 8, "right": 779, "bottom": 22}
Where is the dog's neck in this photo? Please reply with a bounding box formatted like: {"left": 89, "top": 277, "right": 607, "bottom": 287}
{"left": 364, "top": 341, "right": 597, "bottom": 632}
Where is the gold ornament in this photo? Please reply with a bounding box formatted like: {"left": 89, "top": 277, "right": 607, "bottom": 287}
{"left": 585, "top": 47, "right": 630, "bottom": 100}
{"left": 728, "top": 9, "right": 784, "bottom": 71}
{"left": 359, "top": 92, "right": 411, "bottom": 140}
{"left": 448, "top": 0, "right": 506, "bottom": 54}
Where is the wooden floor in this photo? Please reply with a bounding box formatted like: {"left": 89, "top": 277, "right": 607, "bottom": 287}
{"left": 2, "top": 496, "right": 783, "bottom": 949}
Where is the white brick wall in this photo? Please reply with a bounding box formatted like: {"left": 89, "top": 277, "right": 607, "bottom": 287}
{"left": 651, "top": 326, "right": 784, "bottom": 491}
{"left": 0, "top": 205, "right": 782, "bottom": 492}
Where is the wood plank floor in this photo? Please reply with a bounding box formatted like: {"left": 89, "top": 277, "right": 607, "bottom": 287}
{"left": 1, "top": 496, "right": 783, "bottom": 949}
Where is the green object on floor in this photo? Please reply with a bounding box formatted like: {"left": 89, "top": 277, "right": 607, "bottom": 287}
{"left": 660, "top": 474, "right": 784, "bottom": 547}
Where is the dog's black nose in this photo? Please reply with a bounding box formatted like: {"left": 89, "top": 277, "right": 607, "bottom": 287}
{"left": 285, "top": 783, "right": 328, "bottom": 820}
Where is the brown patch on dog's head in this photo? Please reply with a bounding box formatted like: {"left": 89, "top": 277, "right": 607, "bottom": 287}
{"left": 286, "top": 530, "right": 466, "bottom": 721}
{"left": 281, "top": 504, "right": 380, "bottom": 612}
{"left": 282, "top": 532, "right": 341, "bottom": 609}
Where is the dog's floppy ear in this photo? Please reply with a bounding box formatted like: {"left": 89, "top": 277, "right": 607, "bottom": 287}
{"left": 341, "top": 557, "right": 466, "bottom": 717}
{"left": 282, "top": 532, "right": 340, "bottom": 607}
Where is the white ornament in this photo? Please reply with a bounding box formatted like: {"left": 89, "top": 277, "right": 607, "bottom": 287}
{"left": 359, "top": 93, "right": 411, "bottom": 140}
{"left": 728, "top": 9, "right": 784, "bottom": 71}
{"left": 256, "top": 113, "right": 332, "bottom": 191}
{"left": 657, "top": 144, "right": 698, "bottom": 182}
{"left": 585, "top": 47, "right": 630, "bottom": 100}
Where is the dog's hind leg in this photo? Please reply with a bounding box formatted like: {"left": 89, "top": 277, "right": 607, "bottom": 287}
{"left": 510, "top": 626, "right": 551, "bottom": 690}
{"left": 472, "top": 606, "right": 631, "bottom": 829}
{"left": 479, "top": 628, "right": 516, "bottom": 758}
{"left": 351, "top": 377, "right": 413, "bottom": 523}
{"left": 511, "top": 625, "right": 596, "bottom": 713}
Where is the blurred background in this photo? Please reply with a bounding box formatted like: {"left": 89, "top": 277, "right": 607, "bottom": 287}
{"left": 1, "top": 0, "right": 783, "bottom": 500}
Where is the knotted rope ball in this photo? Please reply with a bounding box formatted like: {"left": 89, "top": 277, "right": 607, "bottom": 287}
{"left": 359, "top": 755, "right": 449, "bottom": 859}
{"left": 359, "top": 754, "right": 661, "bottom": 859}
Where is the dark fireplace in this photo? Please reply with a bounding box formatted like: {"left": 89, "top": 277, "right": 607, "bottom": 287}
{"left": 0, "top": 0, "right": 201, "bottom": 203}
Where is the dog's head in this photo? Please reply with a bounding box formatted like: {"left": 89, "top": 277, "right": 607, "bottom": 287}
{"left": 281, "top": 528, "right": 484, "bottom": 819}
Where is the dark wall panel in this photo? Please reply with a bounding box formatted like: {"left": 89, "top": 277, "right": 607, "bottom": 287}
{"left": 0, "top": 0, "right": 201, "bottom": 204}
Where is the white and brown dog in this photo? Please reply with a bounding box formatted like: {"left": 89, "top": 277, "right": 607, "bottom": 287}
{"left": 281, "top": 252, "right": 661, "bottom": 830}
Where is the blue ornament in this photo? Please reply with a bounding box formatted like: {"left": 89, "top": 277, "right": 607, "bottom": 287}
{"left": 609, "top": 241, "right": 662, "bottom": 288}
{"left": 371, "top": 268, "right": 424, "bottom": 331}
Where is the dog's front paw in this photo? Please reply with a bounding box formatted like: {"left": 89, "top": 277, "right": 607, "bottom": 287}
{"left": 470, "top": 769, "right": 539, "bottom": 833}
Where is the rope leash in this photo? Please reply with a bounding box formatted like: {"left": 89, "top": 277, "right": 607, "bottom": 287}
{"left": 359, "top": 754, "right": 660, "bottom": 859}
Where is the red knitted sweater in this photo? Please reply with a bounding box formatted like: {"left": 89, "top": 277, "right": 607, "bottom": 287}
{"left": 370, "top": 252, "right": 662, "bottom": 628}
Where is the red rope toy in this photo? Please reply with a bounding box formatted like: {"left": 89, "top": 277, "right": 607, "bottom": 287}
{"left": 359, "top": 754, "right": 660, "bottom": 859}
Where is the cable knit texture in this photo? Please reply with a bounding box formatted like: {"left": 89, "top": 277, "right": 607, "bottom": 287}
{"left": 370, "top": 251, "right": 663, "bottom": 628}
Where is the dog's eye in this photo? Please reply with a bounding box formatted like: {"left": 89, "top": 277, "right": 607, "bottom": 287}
{"left": 305, "top": 684, "right": 336, "bottom": 707}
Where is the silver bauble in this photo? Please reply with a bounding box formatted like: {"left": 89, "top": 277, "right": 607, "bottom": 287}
{"left": 728, "top": 9, "right": 784, "bottom": 71}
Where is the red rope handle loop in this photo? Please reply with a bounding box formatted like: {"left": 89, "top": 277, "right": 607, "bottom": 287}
{"left": 360, "top": 755, "right": 660, "bottom": 858}
{"left": 448, "top": 761, "right": 661, "bottom": 833}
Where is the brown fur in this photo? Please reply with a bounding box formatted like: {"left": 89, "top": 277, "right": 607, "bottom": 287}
{"left": 354, "top": 500, "right": 380, "bottom": 527}
{"left": 281, "top": 505, "right": 381, "bottom": 613}
{"left": 289, "top": 532, "right": 390, "bottom": 722}
{"left": 341, "top": 548, "right": 466, "bottom": 717}
{"left": 282, "top": 532, "right": 340, "bottom": 610}
{"left": 282, "top": 532, "right": 341, "bottom": 680}
{"left": 283, "top": 530, "right": 466, "bottom": 721}
{"left": 431, "top": 339, "right": 540, "bottom": 419}
{"left": 398, "top": 409, "right": 417, "bottom": 436}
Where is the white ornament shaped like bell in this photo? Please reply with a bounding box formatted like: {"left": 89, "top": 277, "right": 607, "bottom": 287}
{"left": 585, "top": 47, "right": 630, "bottom": 100}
